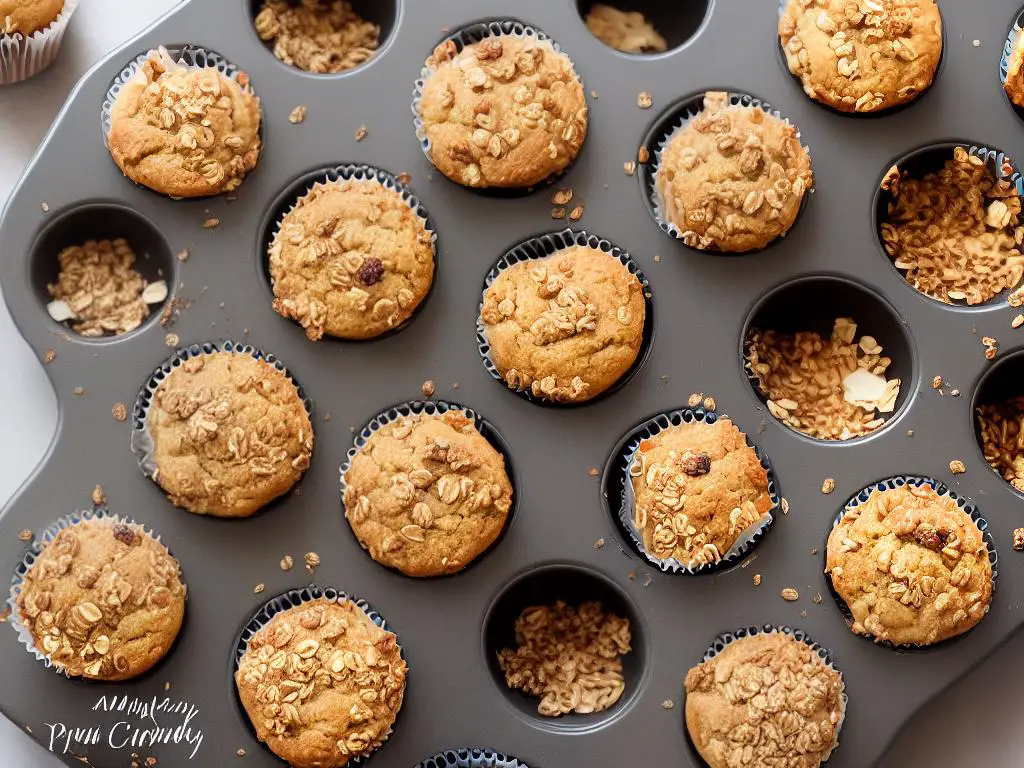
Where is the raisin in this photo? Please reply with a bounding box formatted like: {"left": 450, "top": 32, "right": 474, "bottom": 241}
{"left": 357, "top": 258, "right": 384, "bottom": 286}
{"left": 915, "top": 529, "right": 942, "bottom": 551}
{"left": 681, "top": 452, "right": 712, "bottom": 476}
{"left": 111, "top": 524, "right": 136, "bottom": 546}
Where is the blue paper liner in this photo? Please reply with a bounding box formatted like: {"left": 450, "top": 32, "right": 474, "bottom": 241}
{"left": 414, "top": 748, "right": 531, "bottom": 768}
{"left": 476, "top": 227, "right": 654, "bottom": 407}
{"left": 825, "top": 475, "right": 999, "bottom": 651}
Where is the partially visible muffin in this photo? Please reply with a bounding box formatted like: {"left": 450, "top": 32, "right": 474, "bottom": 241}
{"left": 107, "top": 49, "right": 261, "bottom": 198}
{"left": 584, "top": 4, "right": 667, "bottom": 54}
{"left": 15, "top": 518, "right": 186, "bottom": 680}
{"left": 656, "top": 91, "right": 812, "bottom": 252}
{"left": 826, "top": 483, "right": 993, "bottom": 646}
{"left": 269, "top": 178, "right": 435, "bottom": 341}
{"left": 254, "top": 0, "right": 379, "bottom": 74}
{"left": 779, "top": 0, "right": 943, "bottom": 113}
{"left": 145, "top": 350, "right": 313, "bottom": 517}
{"left": 344, "top": 409, "right": 513, "bottom": 577}
{"left": 235, "top": 598, "right": 407, "bottom": 768}
{"left": 480, "top": 245, "right": 645, "bottom": 402}
{"left": 417, "top": 34, "right": 587, "bottom": 188}
{"left": 685, "top": 632, "right": 844, "bottom": 768}
{"left": 627, "top": 417, "right": 773, "bottom": 567}
{"left": 1006, "top": 28, "right": 1024, "bottom": 107}
{"left": 0, "top": 0, "right": 63, "bottom": 35}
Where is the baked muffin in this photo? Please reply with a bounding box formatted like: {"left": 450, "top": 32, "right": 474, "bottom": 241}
{"left": 145, "top": 350, "right": 313, "bottom": 518}
{"left": 15, "top": 517, "right": 186, "bottom": 680}
{"left": 344, "top": 409, "right": 513, "bottom": 577}
{"left": 1006, "top": 28, "right": 1024, "bottom": 107}
{"left": 656, "top": 91, "right": 812, "bottom": 253}
{"left": 1, "top": 0, "right": 63, "bottom": 35}
{"left": 269, "top": 177, "right": 435, "bottom": 341}
{"left": 480, "top": 245, "right": 645, "bottom": 403}
{"left": 254, "top": 0, "right": 379, "bottom": 74}
{"left": 417, "top": 33, "right": 587, "bottom": 188}
{"left": 584, "top": 5, "right": 667, "bottom": 54}
{"left": 627, "top": 417, "right": 773, "bottom": 567}
{"left": 685, "top": 632, "right": 844, "bottom": 768}
{"left": 826, "top": 483, "right": 993, "bottom": 646}
{"left": 780, "top": 0, "right": 942, "bottom": 114}
{"left": 107, "top": 48, "right": 261, "bottom": 198}
{"left": 235, "top": 598, "right": 407, "bottom": 768}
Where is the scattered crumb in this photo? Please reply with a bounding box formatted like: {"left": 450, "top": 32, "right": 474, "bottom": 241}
{"left": 253, "top": 583, "right": 265, "bottom": 594}
{"left": 590, "top": 89, "right": 599, "bottom": 99}
{"left": 687, "top": 392, "right": 703, "bottom": 407}
{"left": 642, "top": 573, "right": 652, "bottom": 587}
{"left": 165, "top": 333, "right": 179, "bottom": 347}
{"left": 703, "top": 396, "right": 716, "bottom": 411}
{"left": 983, "top": 336, "right": 998, "bottom": 360}
{"left": 289, "top": 105, "right": 307, "bottom": 124}
{"left": 0, "top": 609, "right": 8, "bottom": 623}
{"left": 304, "top": 551, "right": 321, "bottom": 573}
{"left": 324, "top": 413, "right": 332, "bottom": 421}
{"left": 552, "top": 188, "right": 573, "bottom": 206}
{"left": 355, "top": 124, "right": 368, "bottom": 141}
{"left": 421, "top": 379, "right": 435, "bottom": 397}
{"left": 91, "top": 485, "right": 106, "bottom": 506}
{"left": 951, "top": 389, "right": 960, "bottom": 397}
{"left": 1010, "top": 286, "right": 1024, "bottom": 307}
{"left": 176, "top": 248, "right": 189, "bottom": 262}
{"left": 237, "top": 749, "right": 246, "bottom": 758}
{"left": 594, "top": 538, "right": 605, "bottom": 549}
{"left": 932, "top": 375, "right": 942, "bottom": 390}
{"left": 661, "top": 699, "right": 674, "bottom": 710}
{"left": 202, "top": 218, "right": 220, "bottom": 229}
{"left": 569, "top": 205, "right": 584, "bottom": 222}
{"left": 638, "top": 146, "right": 650, "bottom": 164}
{"left": 164, "top": 682, "right": 171, "bottom": 691}
{"left": 628, "top": 570, "right": 636, "bottom": 581}
{"left": 396, "top": 172, "right": 412, "bottom": 185}
{"left": 452, "top": 382, "right": 460, "bottom": 390}
{"left": 781, "top": 497, "right": 790, "bottom": 515}
{"left": 812, "top": 593, "right": 822, "bottom": 605}
{"left": 907, "top": 429, "right": 914, "bottom": 437}
{"left": 18, "top": 529, "right": 32, "bottom": 542}
{"left": 40, "top": 202, "right": 49, "bottom": 212}
{"left": 653, "top": 254, "right": 662, "bottom": 263}
{"left": 145, "top": 758, "right": 157, "bottom": 767}
{"left": 624, "top": 161, "right": 636, "bottom": 176}
{"left": 637, "top": 91, "right": 652, "bottom": 109}
{"left": 112, "top": 402, "right": 127, "bottom": 422}
{"left": 551, "top": 207, "right": 566, "bottom": 220}
{"left": 949, "top": 459, "right": 966, "bottom": 474}
{"left": 781, "top": 588, "right": 799, "bottom": 601}
{"left": 973, "top": 39, "right": 980, "bottom": 47}
{"left": 800, "top": 610, "right": 808, "bottom": 618}
{"left": 1014, "top": 528, "right": 1024, "bottom": 551}
{"left": 810, "top": 548, "right": 818, "bottom": 556}
{"left": 73, "top": 386, "right": 84, "bottom": 396}
{"left": 821, "top": 478, "right": 835, "bottom": 494}
{"left": 752, "top": 574, "right": 761, "bottom": 586}
{"left": 43, "top": 348, "right": 56, "bottom": 364}
{"left": 588, "top": 467, "right": 600, "bottom": 477}
{"left": 1014, "top": 314, "right": 1024, "bottom": 329}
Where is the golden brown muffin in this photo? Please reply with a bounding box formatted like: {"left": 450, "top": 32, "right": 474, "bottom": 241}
{"left": 656, "top": 92, "right": 812, "bottom": 253}
{"left": 826, "top": 483, "right": 993, "bottom": 646}
{"left": 343, "top": 409, "right": 513, "bottom": 577}
{"left": 627, "top": 417, "right": 773, "bottom": 567}
{"left": 584, "top": 5, "right": 667, "bottom": 54}
{"left": 254, "top": 0, "right": 379, "bottom": 74}
{"left": 480, "top": 245, "right": 645, "bottom": 403}
{"left": 16, "top": 518, "right": 186, "bottom": 681}
{"left": 685, "top": 632, "right": 844, "bottom": 768}
{"left": 269, "top": 178, "right": 435, "bottom": 341}
{"left": 146, "top": 350, "right": 313, "bottom": 518}
{"left": 417, "top": 34, "right": 587, "bottom": 188}
{"left": 1006, "top": 28, "right": 1024, "bottom": 107}
{"left": 235, "top": 598, "right": 407, "bottom": 768}
{"left": 107, "top": 49, "right": 261, "bottom": 198}
{"left": 780, "top": 0, "right": 942, "bottom": 114}
{"left": 0, "top": 0, "right": 63, "bottom": 35}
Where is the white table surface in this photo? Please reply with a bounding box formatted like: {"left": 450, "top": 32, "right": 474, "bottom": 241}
{"left": 0, "top": 2, "right": 1021, "bottom": 766}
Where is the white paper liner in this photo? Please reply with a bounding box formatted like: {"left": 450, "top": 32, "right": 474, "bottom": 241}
{"left": 475, "top": 227, "right": 654, "bottom": 407}
{"left": 825, "top": 475, "right": 999, "bottom": 651}
{"left": 613, "top": 407, "right": 778, "bottom": 575}
{"left": 415, "top": 748, "right": 529, "bottom": 768}
{"left": 7, "top": 507, "right": 178, "bottom": 677}
{"left": 0, "top": 0, "right": 78, "bottom": 85}
{"left": 233, "top": 584, "right": 404, "bottom": 766}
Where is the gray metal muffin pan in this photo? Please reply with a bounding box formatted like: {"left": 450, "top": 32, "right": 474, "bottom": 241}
{"left": 2, "top": 0, "right": 1024, "bottom": 766}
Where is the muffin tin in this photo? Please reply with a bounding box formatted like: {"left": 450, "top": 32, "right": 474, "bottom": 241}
{"left": 2, "top": 1, "right": 1024, "bottom": 766}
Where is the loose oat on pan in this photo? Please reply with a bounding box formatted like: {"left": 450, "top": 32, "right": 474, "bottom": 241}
{"left": 254, "top": 0, "right": 380, "bottom": 74}
{"left": 497, "top": 601, "right": 630, "bottom": 717}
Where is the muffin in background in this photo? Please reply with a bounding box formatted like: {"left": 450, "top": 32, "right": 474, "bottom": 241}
{"left": 0, "top": 0, "right": 76, "bottom": 84}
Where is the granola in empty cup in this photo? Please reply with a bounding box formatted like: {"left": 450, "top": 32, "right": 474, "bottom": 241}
{"left": 584, "top": 4, "right": 667, "bottom": 54}
{"left": 107, "top": 48, "right": 261, "bottom": 198}
{"left": 235, "top": 597, "right": 407, "bottom": 768}
{"left": 977, "top": 397, "right": 1024, "bottom": 492}
{"left": 826, "top": 483, "right": 993, "bottom": 646}
{"left": 779, "top": 0, "right": 942, "bottom": 113}
{"left": 416, "top": 31, "right": 588, "bottom": 188}
{"left": 497, "top": 601, "right": 630, "bottom": 716}
{"left": 685, "top": 631, "right": 844, "bottom": 768}
{"left": 254, "top": 0, "right": 379, "bottom": 74}
{"left": 880, "top": 146, "right": 1024, "bottom": 305}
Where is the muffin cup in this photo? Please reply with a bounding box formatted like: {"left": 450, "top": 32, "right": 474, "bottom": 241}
{"left": 339, "top": 399, "right": 518, "bottom": 576}
{"left": 7, "top": 506, "right": 175, "bottom": 677}
{"left": 130, "top": 339, "right": 313, "bottom": 488}
{"left": 604, "top": 406, "right": 778, "bottom": 575}
{"left": 686, "top": 624, "right": 847, "bottom": 767}
{"left": 262, "top": 163, "right": 438, "bottom": 342}
{"left": 101, "top": 45, "right": 259, "bottom": 148}
{"left": 233, "top": 584, "right": 404, "bottom": 766}
{"left": 476, "top": 227, "right": 654, "bottom": 407}
{"left": 414, "top": 748, "right": 530, "bottom": 768}
{"left": 0, "top": 0, "right": 78, "bottom": 85}
{"left": 643, "top": 89, "right": 812, "bottom": 254}
{"left": 826, "top": 475, "right": 999, "bottom": 651}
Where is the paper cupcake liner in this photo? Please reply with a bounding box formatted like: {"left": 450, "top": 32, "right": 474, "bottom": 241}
{"left": 0, "top": 0, "right": 78, "bottom": 85}
{"left": 339, "top": 400, "right": 518, "bottom": 575}
{"left": 233, "top": 584, "right": 405, "bottom": 766}
{"left": 101, "top": 45, "right": 259, "bottom": 148}
{"left": 687, "top": 625, "right": 847, "bottom": 767}
{"left": 414, "top": 748, "right": 530, "bottom": 768}
{"left": 130, "top": 340, "right": 313, "bottom": 489}
{"left": 604, "top": 406, "right": 778, "bottom": 575}
{"left": 643, "top": 89, "right": 812, "bottom": 254}
{"left": 263, "top": 163, "right": 438, "bottom": 341}
{"left": 476, "top": 228, "right": 654, "bottom": 407}
{"left": 7, "top": 506, "right": 177, "bottom": 677}
{"left": 826, "top": 475, "right": 999, "bottom": 651}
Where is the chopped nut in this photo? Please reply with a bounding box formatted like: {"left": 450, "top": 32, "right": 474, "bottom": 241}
{"left": 396, "top": 172, "right": 412, "bottom": 185}
{"left": 949, "top": 459, "right": 966, "bottom": 474}
{"left": 1014, "top": 528, "right": 1024, "bottom": 551}
{"left": 18, "top": 529, "right": 32, "bottom": 542}
{"left": 661, "top": 699, "right": 674, "bottom": 709}
{"left": 91, "top": 484, "right": 106, "bottom": 507}
{"left": 1014, "top": 315, "right": 1024, "bottom": 329}
{"left": 176, "top": 248, "right": 189, "bottom": 262}
{"left": 781, "top": 588, "right": 799, "bottom": 601}
{"left": 355, "top": 124, "right": 368, "bottom": 141}
{"left": 43, "top": 348, "right": 56, "bottom": 364}
{"left": 812, "top": 593, "right": 823, "bottom": 605}
{"left": 638, "top": 146, "right": 650, "bottom": 164}
{"left": 280, "top": 555, "right": 293, "bottom": 571}
{"left": 821, "top": 478, "right": 835, "bottom": 494}
{"left": 932, "top": 375, "right": 943, "bottom": 390}
{"left": 421, "top": 379, "right": 435, "bottom": 397}
{"left": 781, "top": 497, "right": 790, "bottom": 515}
{"left": 288, "top": 105, "right": 307, "bottom": 124}
{"left": 550, "top": 207, "right": 566, "bottom": 220}
{"left": 304, "top": 551, "right": 321, "bottom": 572}
{"left": 687, "top": 392, "right": 703, "bottom": 408}
{"left": 111, "top": 403, "right": 128, "bottom": 422}
{"left": 637, "top": 91, "right": 653, "bottom": 109}
{"left": 203, "top": 218, "right": 220, "bottom": 229}
{"left": 254, "top": 583, "right": 265, "bottom": 594}
{"left": 552, "top": 188, "right": 574, "bottom": 206}
{"left": 594, "top": 538, "right": 605, "bottom": 549}
{"left": 237, "top": 749, "right": 246, "bottom": 757}
{"left": 752, "top": 574, "right": 761, "bottom": 586}
{"left": 569, "top": 205, "right": 584, "bottom": 222}
{"left": 624, "top": 161, "right": 636, "bottom": 176}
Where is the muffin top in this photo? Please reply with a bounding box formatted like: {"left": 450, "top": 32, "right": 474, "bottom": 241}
{"left": 16, "top": 518, "right": 186, "bottom": 681}
{"left": 657, "top": 92, "right": 812, "bottom": 253}
{"left": 826, "top": 483, "right": 993, "bottom": 646}
{"left": 628, "top": 417, "right": 773, "bottom": 568}
{"left": 146, "top": 350, "right": 313, "bottom": 518}
{"left": 417, "top": 34, "right": 587, "bottom": 188}
{"left": 108, "top": 49, "right": 261, "bottom": 198}
{"left": 685, "top": 632, "right": 844, "bottom": 768}
{"left": 0, "top": 0, "right": 63, "bottom": 35}
{"left": 779, "top": 0, "right": 942, "bottom": 113}
{"left": 269, "top": 178, "right": 435, "bottom": 341}
{"left": 344, "top": 409, "right": 513, "bottom": 577}
{"left": 254, "top": 0, "right": 379, "bottom": 74}
{"left": 480, "top": 245, "right": 645, "bottom": 403}
{"left": 1006, "top": 28, "right": 1024, "bottom": 107}
{"left": 584, "top": 4, "right": 667, "bottom": 54}
{"left": 235, "top": 598, "right": 407, "bottom": 768}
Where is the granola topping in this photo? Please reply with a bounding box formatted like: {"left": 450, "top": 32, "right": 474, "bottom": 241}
{"left": 584, "top": 5, "right": 667, "bottom": 54}
{"left": 254, "top": 0, "right": 379, "bottom": 74}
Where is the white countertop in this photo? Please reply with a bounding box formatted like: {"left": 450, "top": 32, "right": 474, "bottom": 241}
{"left": 0, "top": 2, "right": 1020, "bottom": 766}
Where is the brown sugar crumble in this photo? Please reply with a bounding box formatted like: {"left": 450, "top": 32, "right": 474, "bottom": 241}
{"left": 254, "top": 0, "right": 379, "bottom": 74}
